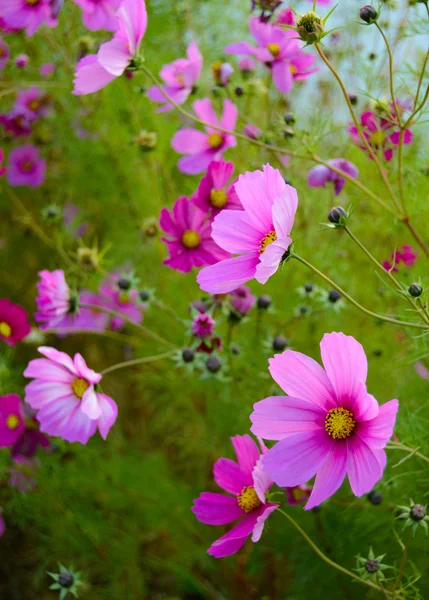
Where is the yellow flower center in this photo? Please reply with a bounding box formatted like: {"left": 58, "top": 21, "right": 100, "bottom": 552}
{"left": 290, "top": 64, "right": 297, "bottom": 75}
{"left": 181, "top": 229, "right": 201, "bottom": 249}
{"left": 237, "top": 486, "right": 261, "bottom": 513}
{"left": 290, "top": 487, "right": 308, "bottom": 502}
{"left": 71, "top": 378, "right": 90, "bottom": 400}
{"left": 21, "top": 160, "right": 34, "bottom": 173}
{"left": 259, "top": 230, "right": 277, "bottom": 253}
{"left": 209, "top": 189, "right": 228, "bottom": 209}
{"left": 211, "top": 60, "right": 222, "bottom": 84}
{"left": 369, "top": 130, "right": 386, "bottom": 146}
{"left": 0, "top": 321, "right": 12, "bottom": 337}
{"left": 176, "top": 74, "right": 185, "bottom": 87}
{"left": 208, "top": 133, "right": 223, "bottom": 149}
{"left": 325, "top": 407, "right": 356, "bottom": 440}
{"left": 26, "top": 0, "right": 40, "bottom": 5}
{"left": 118, "top": 291, "right": 130, "bottom": 304}
{"left": 6, "top": 414, "right": 20, "bottom": 430}
{"left": 28, "top": 99, "right": 41, "bottom": 111}
{"left": 267, "top": 43, "right": 280, "bottom": 58}
{"left": 0, "top": 48, "right": 5, "bottom": 58}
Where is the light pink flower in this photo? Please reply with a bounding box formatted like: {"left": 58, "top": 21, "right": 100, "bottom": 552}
{"left": 197, "top": 164, "right": 297, "bottom": 294}
{"left": 73, "top": 0, "right": 147, "bottom": 95}
{"left": 243, "top": 123, "right": 261, "bottom": 139}
{"left": 35, "top": 270, "right": 72, "bottom": 329}
{"left": 24, "top": 347, "right": 118, "bottom": 444}
{"left": 238, "top": 56, "right": 256, "bottom": 73}
{"left": 160, "top": 196, "right": 230, "bottom": 273}
{"left": 15, "top": 87, "right": 51, "bottom": 120}
{"left": 192, "top": 160, "right": 241, "bottom": 217}
{"left": 192, "top": 435, "right": 278, "bottom": 558}
{"left": 229, "top": 286, "right": 255, "bottom": 316}
{"left": 40, "top": 62, "right": 55, "bottom": 76}
{"left": 0, "top": 395, "right": 25, "bottom": 447}
{"left": 0, "top": 36, "right": 9, "bottom": 70}
{"left": 72, "top": 0, "right": 121, "bottom": 31}
{"left": 0, "top": 0, "right": 57, "bottom": 37}
{"left": 171, "top": 98, "right": 237, "bottom": 175}
{"left": 0, "top": 299, "right": 31, "bottom": 346}
{"left": 250, "top": 332, "right": 399, "bottom": 509}
{"left": 15, "top": 54, "right": 29, "bottom": 68}
{"left": 147, "top": 41, "right": 203, "bottom": 112}
{"left": 7, "top": 144, "right": 46, "bottom": 188}
{"left": 192, "top": 313, "right": 215, "bottom": 338}
{"left": 307, "top": 158, "right": 358, "bottom": 196}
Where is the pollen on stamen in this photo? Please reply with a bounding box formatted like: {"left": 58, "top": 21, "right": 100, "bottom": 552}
{"left": 237, "top": 486, "right": 261, "bottom": 513}
{"left": 259, "top": 231, "right": 277, "bottom": 253}
{"left": 325, "top": 407, "right": 356, "bottom": 440}
{"left": 209, "top": 188, "right": 228, "bottom": 209}
{"left": 208, "top": 133, "right": 223, "bottom": 149}
{"left": 71, "top": 378, "right": 90, "bottom": 400}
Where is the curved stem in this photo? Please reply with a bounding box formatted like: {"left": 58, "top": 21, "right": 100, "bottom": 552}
{"left": 101, "top": 350, "right": 175, "bottom": 375}
{"left": 291, "top": 254, "right": 427, "bottom": 329}
{"left": 386, "top": 442, "right": 429, "bottom": 466}
{"left": 375, "top": 24, "right": 402, "bottom": 126}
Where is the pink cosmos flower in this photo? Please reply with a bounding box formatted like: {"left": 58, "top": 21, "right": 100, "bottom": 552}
{"left": 229, "top": 286, "right": 255, "bottom": 316}
{"left": 7, "top": 144, "right": 46, "bottom": 188}
{"left": 11, "top": 405, "right": 50, "bottom": 460}
{"left": 0, "top": 0, "right": 57, "bottom": 37}
{"left": 53, "top": 291, "right": 110, "bottom": 334}
{"left": 171, "top": 98, "right": 237, "bottom": 175}
{"left": 192, "top": 160, "right": 241, "bottom": 218}
{"left": 15, "top": 54, "right": 29, "bottom": 68}
{"left": 225, "top": 17, "right": 317, "bottom": 94}
{"left": 160, "top": 196, "right": 230, "bottom": 273}
{"left": 349, "top": 110, "right": 413, "bottom": 162}
{"left": 24, "top": 346, "right": 118, "bottom": 444}
{"left": 15, "top": 87, "right": 51, "bottom": 119}
{"left": 35, "top": 270, "right": 72, "bottom": 329}
{"left": 0, "top": 299, "right": 31, "bottom": 346}
{"left": 192, "top": 435, "right": 278, "bottom": 558}
{"left": 73, "top": 0, "right": 147, "bottom": 95}
{"left": 286, "top": 484, "right": 312, "bottom": 506}
{"left": 275, "top": 7, "right": 295, "bottom": 25}
{"left": 0, "top": 149, "right": 6, "bottom": 177}
{"left": 383, "top": 245, "right": 417, "bottom": 272}
{"left": 0, "top": 395, "right": 25, "bottom": 447}
{"left": 147, "top": 41, "right": 203, "bottom": 112}
{"left": 243, "top": 123, "right": 261, "bottom": 139}
{"left": 72, "top": 0, "right": 121, "bottom": 31}
{"left": 238, "top": 56, "right": 256, "bottom": 73}
{"left": 0, "top": 36, "right": 9, "bottom": 70}
{"left": 192, "top": 313, "right": 215, "bottom": 338}
{"left": 197, "top": 164, "right": 297, "bottom": 294}
{"left": 307, "top": 158, "right": 359, "bottom": 196}
{"left": 250, "top": 332, "right": 399, "bottom": 509}
{"left": 99, "top": 272, "right": 143, "bottom": 330}
{"left": 40, "top": 62, "right": 55, "bottom": 76}
{"left": 212, "top": 61, "right": 234, "bottom": 86}
{"left": 0, "top": 110, "right": 33, "bottom": 137}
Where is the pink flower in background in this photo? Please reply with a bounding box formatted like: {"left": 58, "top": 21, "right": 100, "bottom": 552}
{"left": 147, "top": 41, "right": 203, "bottom": 112}
{"left": 7, "top": 144, "right": 46, "bottom": 188}
{"left": 40, "top": 62, "right": 55, "bottom": 77}
{"left": 225, "top": 17, "right": 317, "bottom": 93}
{"left": 0, "top": 110, "right": 33, "bottom": 137}
{"left": 349, "top": 110, "right": 413, "bottom": 162}
{"left": 0, "top": 36, "right": 9, "bottom": 70}
{"left": 243, "top": 123, "right": 261, "bottom": 139}
{"left": 15, "top": 87, "right": 51, "bottom": 119}
{"left": 229, "top": 286, "right": 255, "bottom": 316}
{"left": 192, "top": 160, "right": 241, "bottom": 217}
{"left": 0, "top": 0, "right": 57, "bottom": 37}
{"left": 212, "top": 61, "right": 234, "bottom": 86}
{"left": 415, "top": 361, "right": 429, "bottom": 380}
{"left": 15, "top": 54, "right": 29, "bottom": 68}
{"left": 160, "top": 196, "right": 230, "bottom": 273}
{"left": 0, "top": 149, "right": 6, "bottom": 177}
{"left": 192, "top": 313, "right": 216, "bottom": 338}
{"left": 197, "top": 164, "right": 297, "bottom": 294}
{"left": 72, "top": 0, "right": 121, "bottom": 31}
{"left": 11, "top": 405, "right": 50, "bottom": 460}
{"left": 382, "top": 245, "right": 417, "bottom": 272}
{"left": 35, "top": 270, "right": 72, "bottom": 329}
{"left": 286, "top": 484, "right": 312, "bottom": 506}
{"left": 238, "top": 56, "right": 256, "bottom": 73}
{"left": 0, "top": 395, "right": 25, "bottom": 447}
{"left": 192, "top": 435, "right": 278, "bottom": 558}
{"left": 53, "top": 291, "right": 110, "bottom": 334}
{"left": 73, "top": 0, "right": 147, "bottom": 95}
{"left": 171, "top": 98, "right": 237, "bottom": 175}
{"left": 307, "top": 159, "right": 359, "bottom": 196}
{"left": 275, "top": 7, "right": 295, "bottom": 25}
{"left": 0, "top": 299, "right": 31, "bottom": 346}
{"left": 99, "top": 272, "right": 143, "bottom": 330}
{"left": 24, "top": 346, "right": 118, "bottom": 444}
{"left": 250, "top": 332, "right": 399, "bottom": 509}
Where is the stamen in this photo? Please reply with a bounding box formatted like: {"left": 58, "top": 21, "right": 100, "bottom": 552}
{"left": 71, "top": 378, "right": 90, "bottom": 400}
{"left": 181, "top": 229, "right": 201, "bottom": 249}
{"left": 259, "top": 231, "right": 277, "bottom": 254}
{"left": 237, "top": 486, "right": 261, "bottom": 513}
{"left": 209, "top": 189, "right": 228, "bottom": 209}
{"left": 325, "top": 407, "right": 356, "bottom": 440}
{"left": 267, "top": 43, "right": 280, "bottom": 58}
{"left": 208, "top": 133, "right": 223, "bottom": 149}
{"left": 0, "top": 322, "right": 12, "bottom": 338}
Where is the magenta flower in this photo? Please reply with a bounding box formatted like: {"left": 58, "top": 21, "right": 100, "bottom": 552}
{"left": 147, "top": 41, "right": 203, "bottom": 112}
{"left": 192, "top": 435, "right": 278, "bottom": 558}
{"left": 192, "top": 160, "right": 241, "bottom": 217}
{"left": 53, "top": 291, "right": 110, "bottom": 334}
{"left": 0, "top": 148, "right": 6, "bottom": 177}
{"left": 0, "top": 36, "right": 9, "bottom": 70}
{"left": 73, "top": 0, "right": 147, "bottom": 95}
{"left": 229, "top": 286, "right": 255, "bottom": 316}
{"left": 192, "top": 313, "right": 215, "bottom": 338}
{"left": 307, "top": 158, "right": 358, "bottom": 196}
{"left": 0, "top": 395, "right": 25, "bottom": 447}
{"left": 197, "top": 164, "right": 298, "bottom": 294}
{"left": 286, "top": 484, "right": 312, "bottom": 506}
{"left": 24, "top": 346, "right": 118, "bottom": 444}
{"left": 238, "top": 56, "right": 256, "bottom": 73}
{"left": 225, "top": 17, "right": 317, "bottom": 93}
{"left": 0, "top": 110, "right": 33, "bottom": 137}
{"left": 0, "top": 0, "right": 57, "bottom": 37}
{"left": 35, "top": 270, "right": 72, "bottom": 329}
{"left": 383, "top": 245, "right": 417, "bottom": 272}
{"left": 72, "top": 0, "right": 120, "bottom": 31}
{"left": 15, "top": 87, "right": 51, "bottom": 119}
{"left": 15, "top": 54, "right": 29, "bottom": 68}
{"left": 171, "top": 98, "right": 237, "bottom": 174}
{"left": 275, "top": 7, "right": 295, "bottom": 25}
{"left": 99, "top": 272, "right": 143, "bottom": 330}
{"left": 7, "top": 144, "right": 46, "bottom": 188}
{"left": 40, "top": 62, "right": 55, "bottom": 77}
{"left": 0, "top": 299, "right": 31, "bottom": 346}
{"left": 250, "top": 332, "right": 399, "bottom": 509}
{"left": 11, "top": 406, "right": 50, "bottom": 460}
{"left": 243, "top": 123, "right": 261, "bottom": 139}
{"left": 160, "top": 196, "right": 230, "bottom": 273}
{"left": 349, "top": 110, "right": 413, "bottom": 162}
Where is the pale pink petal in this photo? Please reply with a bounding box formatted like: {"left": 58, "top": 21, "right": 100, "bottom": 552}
{"left": 24, "top": 380, "right": 72, "bottom": 409}
{"left": 54, "top": 403, "right": 98, "bottom": 444}
{"left": 177, "top": 151, "right": 215, "bottom": 175}
{"left": 80, "top": 387, "right": 101, "bottom": 419}
{"left": 117, "top": 0, "right": 147, "bottom": 54}
{"left": 73, "top": 353, "right": 102, "bottom": 384}
{"left": 73, "top": 54, "right": 116, "bottom": 95}
{"left": 37, "top": 346, "right": 77, "bottom": 374}
{"left": 197, "top": 253, "right": 259, "bottom": 294}
{"left": 272, "top": 61, "right": 294, "bottom": 93}
{"left": 224, "top": 41, "right": 256, "bottom": 56}
{"left": 347, "top": 436, "right": 383, "bottom": 497}
{"left": 98, "top": 37, "right": 130, "bottom": 76}
{"left": 220, "top": 99, "right": 238, "bottom": 131}
{"left": 211, "top": 210, "right": 262, "bottom": 254}
{"left": 24, "top": 359, "right": 74, "bottom": 383}
{"left": 193, "top": 98, "right": 219, "bottom": 128}
{"left": 214, "top": 458, "right": 251, "bottom": 494}
{"left": 305, "top": 444, "right": 348, "bottom": 510}
{"left": 251, "top": 504, "right": 278, "bottom": 542}
{"left": 192, "top": 492, "right": 243, "bottom": 525}
{"left": 252, "top": 456, "right": 272, "bottom": 502}
{"left": 272, "top": 186, "right": 298, "bottom": 238}
{"left": 96, "top": 393, "right": 118, "bottom": 439}
{"left": 358, "top": 399, "right": 398, "bottom": 449}
{"left": 254, "top": 237, "right": 291, "bottom": 284}
{"left": 171, "top": 129, "right": 209, "bottom": 153}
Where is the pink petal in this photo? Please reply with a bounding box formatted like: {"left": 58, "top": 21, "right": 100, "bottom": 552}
{"left": 37, "top": 346, "right": 77, "bottom": 374}
{"left": 224, "top": 41, "right": 256, "bottom": 56}
{"left": 54, "top": 403, "right": 98, "bottom": 444}
{"left": 23, "top": 359, "right": 74, "bottom": 383}
{"left": 192, "top": 492, "right": 243, "bottom": 525}
{"left": 231, "top": 434, "right": 261, "bottom": 477}
{"left": 251, "top": 503, "right": 278, "bottom": 542}
{"left": 214, "top": 458, "right": 251, "bottom": 494}
{"left": 24, "top": 380, "right": 72, "bottom": 410}
{"left": 252, "top": 456, "right": 272, "bottom": 502}
{"left": 97, "top": 393, "right": 118, "bottom": 439}
{"left": 171, "top": 129, "right": 209, "bottom": 154}
{"left": 117, "top": 0, "right": 147, "bottom": 55}
{"left": 305, "top": 443, "right": 348, "bottom": 510}
{"left": 207, "top": 510, "right": 260, "bottom": 558}
{"left": 211, "top": 210, "right": 261, "bottom": 254}
{"left": 254, "top": 237, "right": 291, "bottom": 284}
{"left": 177, "top": 150, "right": 215, "bottom": 175}
{"left": 197, "top": 253, "right": 259, "bottom": 294}
{"left": 347, "top": 436, "right": 383, "bottom": 497}
{"left": 357, "top": 399, "right": 398, "bottom": 449}
{"left": 220, "top": 99, "right": 238, "bottom": 131}
{"left": 272, "top": 186, "right": 298, "bottom": 239}
{"left": 98, "top": 37, "right": 130, "bottom": 76}
{"left": 271, "top": 61, "right": 294, "bottom": 93}
{"left": 193, "top": 98, "right": 219, "bottom": 128}
{"left": 74, "top": 353, "right": 102, "bottom": 384}
{"left": 307, "top": 165, "right": 329, "bottom": 188}
{"left": 80, "top": 387, "right": 101, "bottom": 419}
{"left": 73, "top": 54, "right": 116, "bottom": 95}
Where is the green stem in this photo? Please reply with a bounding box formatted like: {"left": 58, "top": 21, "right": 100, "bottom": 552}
{"left": 392, "top": 528, "right": 412, "bottom": 595}
{"left": 101, "top": 350, "right": 175, "bottom": 375}
{"left": 291, "top": 254, "right": 427, "bottom": 329}
{"left": 375, "top": 24, "right": 402, "bottom": 127}
{"left": 386, "top": 442, "right": 429, "bottom": 466}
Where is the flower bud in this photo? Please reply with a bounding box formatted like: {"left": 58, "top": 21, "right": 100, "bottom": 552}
{"left": 360, "top": 5, "right": 378, "bottom": 23}
{"left": 296, "top": 11, "right": 324, "bottom": 44}
{"left": 348, "top": 92, "right": 358, "bottom": 105}
{"left": 139, "top": 290, "right": 150, "bottom": 302}
{"left": 117, "top": 278, "right": 131, "bottom": 290}
{"left": 58, "top": 573, "right": 74, "bottom": 588}
{"left": 328, "top": 206, "right": 346, "bottom": 224}
{"left": 235, "top": 86, "right": 244, "bottom": 97}
{"left": 410, "top": 504, "right": 426, "bottom": 521}
{"left": 206, "top": 356, "right": 221, "bottom": 373}
{"left": 182, "top": 348, "right": 194, "bottom": 363}
{"left": 231, "top": 344, "right": 240, "bottom": 355}
{"left": 364, "top": 559, "right": 379, "bottom": 573}
{"left": 257, "top": 295, "right": 272, "bottom": 309}
{"left": 304, "top": 283, "right": 313, "bottom": 293}
{"left": 408, "top": 283, "right": 423, "bottom": 297}
{"left": 368, "top": 490, "right": 383, "bottom": 505}
{"left": 284, "top": 112, "right": 295, "bottom": 125}
{"left": 328, "top": 289, "right": 341, "bottom": 303}
{"left": 272, "top": 335, "right": 288, "bottom": 351}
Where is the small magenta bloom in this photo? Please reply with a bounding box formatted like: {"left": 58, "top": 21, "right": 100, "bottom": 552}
{"left": 73, "top": 0, "right": 147, "bottom": 95}
{"left": 286, "top": 484, "right": 312, "bottom": 506}
{"left": 15, "top": 54, "right": 29, "bottom": 68}
{"left": 192, "top": 313, "right": 216, "bottom": 338}
{"left": 192, "top": 160, "right": 241, "bottom": 217}
{"left": 35, "top": 270, "right": 72, "bottom": 329}
{"left": 160, "top": 196, "right": 230, "bottom": 273}
{"left": 0, "top": 110, "right": 33, "bottom": 137}
{"left": 0, "top": 36, "right": 9, "bottom": 70}
{"left": 229, "top": 286, "right": 255, "bottom": 316}
{"left": 0, "top": 299, "right": 31, "bottom": 346}
{"left": 171, "top": 98, "right": 237, "bottom": 175}
{"left": 15, "top": 87, "right": 51, "bottom": 119}
{"left": 197, "top": 164, "right": 297, "bottom": 294}
{"left": 192, "top": 435, "right": 278, "bottom": 558}
{"left": 40, "top": 62, "right": 55, "bottom": 76}
{"left": 0, "top": 148, "right": 6, "bottom": 176}
{"left": 250, "top": 332, "right": 399, "bottom": 509}
{"left": 7, "top": 144, "right": 46, "bottom": 188}
{"left": 11, "top": 406, "right": 50, "bottom": 460}
{"left": 238, "top": 56, "right": 256, "bottom": 73}
{"left": 243, "top": 123, "right": 261, "bottom": 139}
{"left": 307, "top": 159, "right": 359, "bottom": 196}
{"left": 383, "top": 245, "right": 417, "bottom": 272}
{"left": 275, "top": 7, "right": 295, "bottom": 25}
{"left": 99, "top": 272, "right": 143, "bottom": 330}
{"left": 147, "top": 41, "right": 203, "bottom": 112}
{"left": 0, "top": 395, "right": 25, "bottom": 447}
{"left": 0, "top": 0, "right": 57, "bottom": 37}
{"left": 72, "top": 0, "right": 120, "bottom": 31}
{"left": 24, "top": 346, "right": 118, "bottom": 444}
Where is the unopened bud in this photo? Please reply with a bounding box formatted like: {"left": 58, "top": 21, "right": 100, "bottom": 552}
{"left": 360, "top": 5, "right": 378, "bottom": 23}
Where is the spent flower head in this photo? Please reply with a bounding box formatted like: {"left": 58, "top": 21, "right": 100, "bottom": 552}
{"left": 397, "top": 500, "right": 429, "bottom": 535}
{"left": 48, "top": 564, "right": 84, "bottom": 599}
{"left": 355, "top": 548, "right": 390, "bottom": 582}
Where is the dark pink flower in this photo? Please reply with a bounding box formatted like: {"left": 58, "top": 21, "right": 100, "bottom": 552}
{"left": 0, "top": 395, "right": 25, "bottom": 447}
{"left": 7, "top": 144, "right": 46, "bottom": 188}
{"left": 307, "top": 158, "right": 358, "bottom": 196}
{"left": 229, "top": 286, "right": 255, "bottom": 316}
{"left": 192, "top": 435, "right": 278, "bottom": 558}
{"left": 15, "top": 54, "right": 29, "bottom": 68}
{"left": 192, "top": 160, "right": 242, "bottom": 218}
{"left": 11, "top": 407, "right": 50, "bottom": 460}
{"left": 0, "top": 0, "right": 57, "bottom": 37}
{"left": 0, "top": 36, "right": 9, "bottom": 70}
{"left": 0, "top": 299, "right": 31, "bottom": 346}
{"left": 35, "top": 270, "right": 72, "bottom": 329}
{"left": 383, "top": 245, "right": 417, "bottom": 272}
{"left": 15, "top": 87, "right": 51, "bottom": 119}
{"left": 71, "top": 0, "right": 121, "bottom": 31}
{"left": 0, "top": 110, "right": 33, "bottom": 137}
{"left": 192, "top": 313, "right": 215, "bottom": 338}
{"left": 171, "top": 98, "right": 237, "bottom": 175}
{"left": 99, "top": 272, "right": 143, "bottom": 330}
{"left": 160, "top": 196, "right": 230, "bottom": 273}
{"left": 275, "top": 7, "right": 295, "bottom": 25}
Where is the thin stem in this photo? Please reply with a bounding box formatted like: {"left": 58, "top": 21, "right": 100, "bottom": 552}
{"left": 392, "top": 528, "right": 412, "bottom": 595}
{"left": 397, "top": 128, "right": 406, "bottom": 209}
{"left": 375, "top": 24, "right": 402, "bottom": 126}
{"left": 401, "top": 217, "right": 429, "bottom": 258}
{"left": 276, "top": 508, "right": 387, "bottom": 596}
{"left": 101, "top": 350, "right": 175, "bottom": 375}
{"left": 412, "top": 48, "right": 429, "bottom": 115}
{"left": 386, "top": 442, "right": 429, "bottom": 466}
{"left": 291, "top": 254, "right": 427, "bottom": 329}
